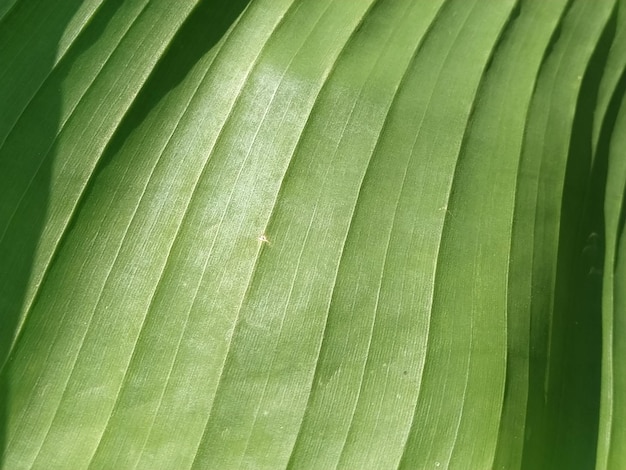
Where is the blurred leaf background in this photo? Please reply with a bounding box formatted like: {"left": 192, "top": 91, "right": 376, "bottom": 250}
{"left": 1, "top": 0, "right": 625, "bottom": 468}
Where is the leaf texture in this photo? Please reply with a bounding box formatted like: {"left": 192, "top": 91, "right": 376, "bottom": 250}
{"left": 0, "top": 0, "right": 625, "bottom": 468}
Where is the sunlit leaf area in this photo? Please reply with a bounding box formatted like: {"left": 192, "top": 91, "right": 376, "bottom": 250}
{"left": 1, "top": 0, "right": 625, "bottom": 468}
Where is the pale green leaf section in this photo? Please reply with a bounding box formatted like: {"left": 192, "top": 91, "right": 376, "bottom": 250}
{"left": 0, "top": 0, "right": 624, "bottom": 468}
{"left": 285, "top": 1, "right": 447, "bottom": 467}
{"left": 0, "top": 0, "right": 202, "bottom": 370}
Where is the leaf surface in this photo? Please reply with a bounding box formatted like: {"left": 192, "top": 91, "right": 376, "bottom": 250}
{"left": 0, "top": 0, "right": 624, "bottom": 468}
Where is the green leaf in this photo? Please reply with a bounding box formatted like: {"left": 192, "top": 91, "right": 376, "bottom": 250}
{"left": 0, "top": 0, "right": 624, "bottom": 468}
{"left": 599, "top": 55, "right": 626, "bottom": 469}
